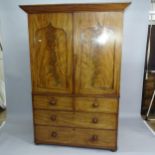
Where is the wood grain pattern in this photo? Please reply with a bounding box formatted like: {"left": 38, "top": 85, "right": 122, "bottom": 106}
{"left": 34, "top": 110, "right": 117, "bottom": 129}
{"left": 21, "top": 3, "right": 129, "bottom": 150}
{"left": 20, "top": 3, "right": 130, "bottom": 14}
{"left": 74, "top": 12, "right": 123, "bottom": 95}
{"left": 75, "top": 97, "right": 118, "bottom": 113}
{"left": 28, "top": 13, "right": 73, "bottom": 94}
{"left": 74, "top": 128, "right": 116, "bottom": 148}
{"left": 33, "top": 95, "right": 73, "bottom": 111}
{"left": 32, "top": 91, "right": 119, "bottom": 98}
{"left": 35, "top": 125, "right": 116, "bottom": 149}
{"left": 33, "top": 95, "right": 118, "bottom": 113}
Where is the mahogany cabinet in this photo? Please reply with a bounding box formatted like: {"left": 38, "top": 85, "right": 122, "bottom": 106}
{"left": 20, "top": 3, "right": 129, "bottom": 151}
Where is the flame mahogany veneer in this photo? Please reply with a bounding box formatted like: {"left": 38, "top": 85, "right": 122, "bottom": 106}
{"left": 20, "top": 3, "right": 130, "bottom": 151}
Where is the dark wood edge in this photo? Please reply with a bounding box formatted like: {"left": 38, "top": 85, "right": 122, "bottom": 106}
{"left": 19, "top": 3, "right": 131, "bottom": 14}
{"left": 34, "top": 139, "right": 117, "bottom": 151}
{"left": 33, "top": 108, "right": 118, "bottom": 114}
{"left": 34, "top": 108, "right": 118, "bottom": 115}
{"left": 32, "top": 91, "right": 120, "bottom": 98}
{"left": 34, "top": 124, "right": 117, "bottom": 131}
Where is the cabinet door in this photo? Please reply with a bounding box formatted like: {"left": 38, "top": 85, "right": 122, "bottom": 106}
{"left": 29, "top": 13, "right": 73, "bottom": 94}
{"left": 74, "top": 12, "right": 123, "bottom": 95}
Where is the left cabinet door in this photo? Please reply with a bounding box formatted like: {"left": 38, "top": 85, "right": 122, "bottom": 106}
{"left": 29, "top": 13, "right": 73, "bottom": 94}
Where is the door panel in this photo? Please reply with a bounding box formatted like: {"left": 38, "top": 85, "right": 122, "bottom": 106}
{"left": 74, "top": 12, "right": 123, "bottom": 95}
{"left": 29, "top": 13, "right": 73, "bottom": 94}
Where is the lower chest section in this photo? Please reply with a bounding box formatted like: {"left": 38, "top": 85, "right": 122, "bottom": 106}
{"left": 33, "top": 95, "right": 118, "bottom": 150}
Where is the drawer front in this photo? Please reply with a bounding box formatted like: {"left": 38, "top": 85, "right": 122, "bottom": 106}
{"left": 75, "top": 97, "right": 118, "bottom": 113}
{"left": 74, "top": 128, "right": 116, "bottom": 148}
{"left": 35, "top": 125, "right": 74, "bottom": 144}
{"left": 34, "top": 110, "right": 117, "bottom": 129}
{"left": 35, "top": 125, "right": 116, "bottom": 149}
{"left": 33, "top": 96, "right": 73, "bottom": 111}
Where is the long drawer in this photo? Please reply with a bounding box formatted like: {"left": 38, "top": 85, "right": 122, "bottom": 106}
{"left": 33, "top": 95, "right": 118, "bottom": 113}
{"left": 35, "top": 125, "right": 116, "bottom": 149}
{"left": 34, "top": 110, "right": 117, "bottom": 129}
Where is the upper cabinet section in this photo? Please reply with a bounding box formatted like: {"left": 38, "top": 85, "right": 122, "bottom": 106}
{"left": 21, "top": 3, "right": 130, "bottom": 96}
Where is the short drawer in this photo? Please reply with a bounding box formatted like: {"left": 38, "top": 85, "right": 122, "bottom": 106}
{"left": 33, "top": 95, "right": 73, "bottom": 111}
{"left": 74, "top": 128, "right": 116, "bottom": 149}
{"left": 35, "top": 125, "right": 116, "bottom": 149}
{"left": 34, "top": 110, "right": 117, "bottom": 129}
{"left": 75, "top": 97, "right": 118, "bottom": 113}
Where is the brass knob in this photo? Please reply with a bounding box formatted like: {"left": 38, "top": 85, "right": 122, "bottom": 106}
{"left": 92, "top": 117, "right": 98, "bottom": 123}
{"left": 51, "top": 131, "right": 57, "bottom": 138}
{"left": 91, "top": 135, "right": 98, "bottom": 142}
{"left": 92, "top": 102, "right": 99, "bottom": 108}
{"left": 49, "top": 98, "right": 57, "bottom": 105}
{"left": 50, "top": 115, "right": 56, "bottom": 121}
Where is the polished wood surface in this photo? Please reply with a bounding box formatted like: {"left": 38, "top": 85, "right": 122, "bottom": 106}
{"left": 21, "top": 3, "right": 129, "bottom": 150}
{"left": 32, "top": 91, "right": 119, "bottom": 98}
{"left": 34, "top": 110, "right": 116, "bottom": 129}
{"left": 35, "top": 125, "right": 116, "bottom": 149}
{"left": 75, "top": 97, "right": 118, "bottom": 113}
{"left": 33, "top": 96, "right": 73, "bottom": 111}
{"left": 20, "top": 3, "right": 130, "bottom": 14}
{"left": 33, "top": 95, "right": 117, "bottom": 113}
{"left": 74, "top": 12, "right": 123, "bottom": 95}
{"left": 28, "top": 13, "right": 73, "bottom": 94}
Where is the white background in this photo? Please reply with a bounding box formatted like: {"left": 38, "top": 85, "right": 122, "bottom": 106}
{"left": 0, "top": 0, "right": 153, "bottom": 155}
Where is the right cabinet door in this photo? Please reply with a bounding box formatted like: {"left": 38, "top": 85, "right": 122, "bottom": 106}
{"left": 74, "top": 12, "right": 123, "bottom": 95}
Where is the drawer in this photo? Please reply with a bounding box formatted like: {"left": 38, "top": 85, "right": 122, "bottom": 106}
{"left": 35, "top": 125, "right": 116, "bottom": 149}
{"left": 74, "top": 128, "right": 116, "bottom": 149}
{"left": 75, "top": 97, "right": 118, "bottom": 113}
{"left": 33, "top": 95, "right": 73, "bottom": 111}
{"left": 34, "top": 110, "right": 117, "bottom": 129}
{"left": 35, "top": 125, "right": 75, "bottom": 144}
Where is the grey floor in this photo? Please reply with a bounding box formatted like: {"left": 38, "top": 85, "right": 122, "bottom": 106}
{"left": 0, "top": 115, "right": 155, "bottom": 155}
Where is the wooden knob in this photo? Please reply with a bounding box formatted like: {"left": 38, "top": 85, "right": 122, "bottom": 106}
{"left": 50, "top": 115, "right": 56, "bottom": 121}
{"left": 49, "top": 98, "right": 57, "bottom": 105}
{"left": 51, "top": 131, "right": 57, "bottom": 138}
{"left": 91, "top": 135, "right": 98, "bottom": 142}
{"left": 92, "top": 117, "right": 98, "bottom": 123}
{"left": 92, "top": 102, "right": 99, "bottom": 108}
